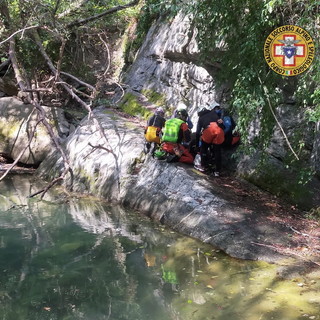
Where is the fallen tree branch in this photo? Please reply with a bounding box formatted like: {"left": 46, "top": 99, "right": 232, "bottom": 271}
{"left": 9, "top": 35, "right": 74, "bottom": 197}
{"left": 55, "top": 37, "right": 66, "bottom": 82}
{"left": 113, "top": 81, "right": 125, "bottom": 103}
{"left": 32, "top": 29, "right": 114, "bottom": 152}
{"left": 67, "top": 0, "right": 140, "bottom": 28}
{"left": 23, "top": 88, "right": 53, "bottom": 92}
{"left": 28, "top": 166, "right": 69, "bottom": 199}
{"left": 287, "top": 224, "right": 320, "bottom": 239}
{"left": 98, "top": 33, "right": 111, "bottom": 77}
{"left": 0, "top": 25, "right": 39, "bottom": 46}
{"left": 9, "top": 39, "right": 28, "bottom": 91}
{"left": 60, "top": 71, "right": 96, "bottom": 92}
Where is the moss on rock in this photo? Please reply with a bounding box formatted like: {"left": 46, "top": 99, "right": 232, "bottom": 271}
{"left": 141, "top": 88, "right": 166, "bottom": 107}
{"left": 119, "top": 92, "right": 151, "bottom": 119}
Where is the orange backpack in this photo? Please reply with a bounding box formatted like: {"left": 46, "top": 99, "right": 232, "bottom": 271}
{"left": 201, "top": 122, "right": 225, "bottom": 145}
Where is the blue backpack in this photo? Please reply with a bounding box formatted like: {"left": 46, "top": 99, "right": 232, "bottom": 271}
{"left": 223, "top": 116, "right": 235, "bottom": 134}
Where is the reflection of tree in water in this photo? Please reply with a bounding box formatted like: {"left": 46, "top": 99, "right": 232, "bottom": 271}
{"left": 2, "top": 181, "right": 316, "bottom": 320}
{"left": 0, "top": 193, "right": 178, "bottom": 320}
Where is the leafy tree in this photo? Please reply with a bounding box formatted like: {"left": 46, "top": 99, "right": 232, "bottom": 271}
{"left": 0, "top": 0, "right": 141, "bottom": 196}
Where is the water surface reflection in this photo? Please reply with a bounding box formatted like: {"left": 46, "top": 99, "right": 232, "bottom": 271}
{"left": 0, "top": 175, "right": 319, "bottom": 320}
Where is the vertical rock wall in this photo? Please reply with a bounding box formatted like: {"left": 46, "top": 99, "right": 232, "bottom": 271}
{"left": 121, "top": 13, "right": 229, "bottom": 127}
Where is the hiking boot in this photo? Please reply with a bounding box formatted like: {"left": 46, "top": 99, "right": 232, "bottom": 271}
{"left": 144, "top": 142, "right": 151, "bottom": 154}
{"left": 166, "top": 154, "right": 179, "bottom": 163}
{"left": 194, "top": 164, "right": 207, "bottom": 172}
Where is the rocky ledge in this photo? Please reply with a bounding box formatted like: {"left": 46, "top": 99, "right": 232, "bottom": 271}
{"left": 37, "top": 106, "right": 320, "bottom": 274}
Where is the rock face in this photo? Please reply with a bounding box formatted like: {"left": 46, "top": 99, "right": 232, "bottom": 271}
{"left": 120, "top": 13, "right": 320, "bottom": 210}
{"left": 121, "top": 13, "right": 227, "bottom": 126}
{"left": 38, "top": 108, "right": 313, "bottom": 264}
{"left": 0, "top": 97, "right": 71, "bottom": 165}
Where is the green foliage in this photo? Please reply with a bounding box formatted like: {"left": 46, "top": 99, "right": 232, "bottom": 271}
{"left": 186, "top": 0, "right": 320, "bottom": 186}
{"left": 1, "top": 0, "right": 140, "bottom": 80}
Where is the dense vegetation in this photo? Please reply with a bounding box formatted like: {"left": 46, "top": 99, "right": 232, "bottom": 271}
{"left": 0, "top": 0, "right": 141, "bottom": 195}
{"left": 0, "top": 0, "right": 140, "bottom": 105}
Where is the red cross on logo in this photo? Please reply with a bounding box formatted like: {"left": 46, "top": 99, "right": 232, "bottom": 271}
{"left": 273, "top": 34, "right": 305, "bottom": 67}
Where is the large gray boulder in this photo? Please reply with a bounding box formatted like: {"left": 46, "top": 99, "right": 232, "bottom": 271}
{"left": 0, "top": 97, "right": 71, "bottom": 165}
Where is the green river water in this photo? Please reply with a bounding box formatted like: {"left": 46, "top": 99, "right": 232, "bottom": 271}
{"left": 0, "top": 174, "right": 319, "bottom": 320}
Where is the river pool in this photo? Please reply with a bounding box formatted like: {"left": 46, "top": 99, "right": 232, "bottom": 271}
{"left": 0, "top": 174, "right": 319, "bottom": 320}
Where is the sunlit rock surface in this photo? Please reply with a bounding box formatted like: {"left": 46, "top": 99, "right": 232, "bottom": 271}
{"left": 121, "top": 13, "right": 226, "bottom": 128}
{"left": 38, "top": 108, "right": 298, "bottom": 263}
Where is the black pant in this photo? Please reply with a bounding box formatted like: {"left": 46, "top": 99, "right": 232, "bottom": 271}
{"left": 200, "top": 141, "right": 222, "bottom": 172}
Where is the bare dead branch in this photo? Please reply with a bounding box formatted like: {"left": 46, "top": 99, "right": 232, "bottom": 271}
{"left": 60, "top": 71, "right": 95, "bottom": 91}
{"left": 9, "top": 39, "right": 28, "bottom": 91}
{"left": 258, "top": 75, "right": 299, "bottom": 161}
{"left": 67, "top": 0, "right": 140, "bottom": 28}
{"left": 82, "top": 143, "right": 112, "bottom": 160}
{"left": 0, "top": 25, "right": 39, "bottom": 46}
{"left": 28, "top": 167, "right": 69, "bottom": 199}
{"left": 32, "top": 29, "right": 114, "bottom": 153}
{"left": 287, "top": 225, "right": 320, "bottom": 240}
{"left": 55, "top": 37, "right": 66, "bottom": 82}
{"left": 23, "top": 88, "right": 53, "bottom": 92}
{"left": 114, "top": 81, "right": 125, "bottom": 103}
{"left": 98, "top": 33, "right": 110, "bottom": 77}
{"left": 9, "top": 35, "right": 73, "bottom": 197}
{"left": 40, "top": 75, "right": 55, "bottom": 85}
{"left": 88, "top": 142, "right": 112, "bottom": 153}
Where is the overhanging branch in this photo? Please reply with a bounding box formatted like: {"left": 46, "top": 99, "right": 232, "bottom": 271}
{"left": 67, "top": 0, "right": 140, "bottom": 28}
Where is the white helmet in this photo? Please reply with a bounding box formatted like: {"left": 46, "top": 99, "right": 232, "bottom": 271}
{"left": 155, "top": 107, "right": 164, "bottom": 116}
{"left": 208, "top": 101, "right": 220, "bottom": 110}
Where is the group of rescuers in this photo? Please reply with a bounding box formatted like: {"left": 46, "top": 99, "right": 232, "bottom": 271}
{"left": 144, "top": 102, "right": 240, "bottom": 177}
